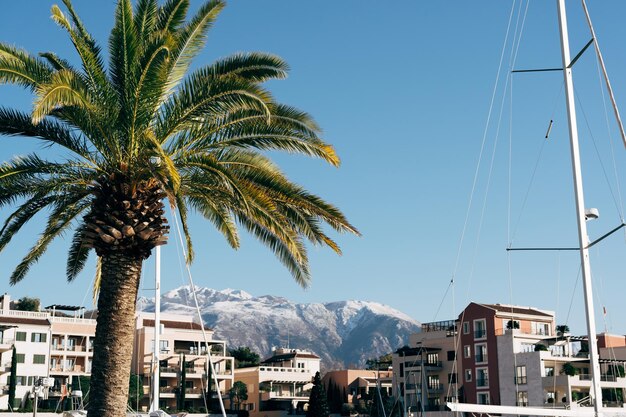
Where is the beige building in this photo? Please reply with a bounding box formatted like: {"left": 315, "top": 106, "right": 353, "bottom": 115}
{"left": 392, "top": 320, "right": 458, "bottom": 417}
{"left": 234, "top": 348, "right": 320, "bottom": 417}
{"left": 0, "top": 295, "right": 95, "bottom": 410}
{"left": 132, "top": 311, "right": 234, "bottom": 412}
{"left": 322, "top": 369, "right": 393, "bottom": 411}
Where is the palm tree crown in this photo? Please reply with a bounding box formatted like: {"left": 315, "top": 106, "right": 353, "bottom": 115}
{"left": 0, "top": 0, "right": 358, "bottom": 286}
{"left": 0, "top": 1, "right": 359, "bottom": 416}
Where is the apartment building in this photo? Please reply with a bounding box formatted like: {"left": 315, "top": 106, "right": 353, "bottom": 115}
{"left": 392, "top": 320, "right": 458, "bottom": 416}
{"left": 0, "top": 294, "right": 95, "bottom": 410}
{"left": 235, "top": 348, "right": 320, "bottom": 417}
{"left": 322, "top": 369, "right": 393, "bottom": 409}
{"left": 458, "top": 302, "right": 556, "bottom": 406}
{"left": 132, "top": 312, "right": 234, "bottom": 412}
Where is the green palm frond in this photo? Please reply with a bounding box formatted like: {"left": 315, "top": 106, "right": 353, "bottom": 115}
{"left": 157, "top": 74, "right": 272, "bottom": 142}
{"left": 10, "top": 195, "right": 90, "bottom": 284}
{"left": 161, "top": 0, "right": 224, "bottom": 98}
{"left": 235, "top": 212, "right": 310, "bottom": 287}
{"left": 156, "top": 0, "right": 189, "bottom": 33}
{"left": 0, "top": 195, "right": 57, "bottom": 252}
{"left": 50, "top": 4, "right": 110, "bottom": 101}
{"left": 32, "top": 68, "right": 96, "bottom": 124}
{"left": 0, "top": 108, "right": 92, "bottom": 158}
{"left": 39, "top": 52, "right": 74, "bottom": 71}
{"left": 109, "top": 0, "right": 138, "bottom": 143}
{"left": 0, "top": 43, "right": 53, "bottom": 89}
{"left": 67, "top": 224, "right": 91, "bottom": 281}
{"left": 173, "top": 193, "right": 194, "bottom": 263}
{"left": 205, "top": 52, "right": 289, "bottom": 82}
{"left": 134, "top": 0, "right": 158, "bottom": 40}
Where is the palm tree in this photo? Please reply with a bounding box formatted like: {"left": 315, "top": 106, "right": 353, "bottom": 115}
{"left": 0, "top": 1, "right": 359, "bottom": 416}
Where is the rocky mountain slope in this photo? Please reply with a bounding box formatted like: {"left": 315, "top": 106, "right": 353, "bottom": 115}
{"left": 137, "top": 286, "right": 421, "bottom": 369}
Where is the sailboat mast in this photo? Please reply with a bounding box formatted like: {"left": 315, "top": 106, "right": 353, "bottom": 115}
{"left": 556, "top": 1, "right": 603, "bottom": 415}
{"left": 151, "top": 245, "right": 162, "bottom": 413}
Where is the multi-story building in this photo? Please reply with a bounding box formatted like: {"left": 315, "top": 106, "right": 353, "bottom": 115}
{"left": 392, "top": 320, "right": 458, "bottom": 416}
{"left": 394, "top": 302, "right": 626, "bottom": 414}
{"left": 322, "top": 369, "right": 393, "bottom": 411}
{"left": 132, "top": 312, "right": 234, "bottom": 412}
{"left": 0, "top": 294, "right": 95, "bottom": 410}
{"left": 235, "top": 348, "right": 320, "bottom": 417}
{"left": 457, "top": 302, "right": 556, "bottom": 407}
{"left": 48, "top": 304, "right": 96, "bottom": 400}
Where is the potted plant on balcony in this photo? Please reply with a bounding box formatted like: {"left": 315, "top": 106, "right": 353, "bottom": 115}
{"left": 562, "top": 363, "right": 578, "bottom": 376}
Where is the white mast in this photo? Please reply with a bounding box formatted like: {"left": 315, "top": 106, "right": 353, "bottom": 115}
{"left": 556, "top": 1, "right": 603, "bottom": 415}
{"left": 150, "top": 245, "right": 161, "bottom": 413}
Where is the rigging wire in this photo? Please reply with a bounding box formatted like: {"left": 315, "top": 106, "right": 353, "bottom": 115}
{"left": 171, "top": 209, "right": 228, "bottom": 417}
{"left": 574, "top": 88, "right": 625, "bottom": 220}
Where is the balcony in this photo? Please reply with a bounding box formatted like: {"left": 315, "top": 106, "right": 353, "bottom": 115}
{"left": 475, "top": 354, "right": 488, "bottom": 363}
{"left": 476, "top": 378, "right": 489, "bottom": 388}
{"left": 262, "top": 390, "right": 311, "bottom": 401}
{"left": 0, "top": 338, "right": 14, "bottom": 352}
{"left": 424, "top": 360, "right": 443, "bottom": 370}
{"left": 427, "top": 383, "right": 444, "bottom": 393}
{"left": 474, "top": 329, "right": 486, "bottom": 339}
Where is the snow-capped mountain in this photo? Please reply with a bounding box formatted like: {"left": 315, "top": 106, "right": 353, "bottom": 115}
{"left": 137, "top": 286, "right": 421, "bottom": 369}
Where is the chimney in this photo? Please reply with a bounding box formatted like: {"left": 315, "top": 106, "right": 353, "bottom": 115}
{"left": 0, "top": 293, "right": 10, "bottom": 312}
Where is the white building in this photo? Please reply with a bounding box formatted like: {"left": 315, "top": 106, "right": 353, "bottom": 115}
{"left": 234, "top": 348, "right": 321, "bottom": 417}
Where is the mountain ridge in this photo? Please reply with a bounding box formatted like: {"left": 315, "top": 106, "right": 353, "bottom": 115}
{"left": 137, "top": 286, "right": 421, "bottom": 369}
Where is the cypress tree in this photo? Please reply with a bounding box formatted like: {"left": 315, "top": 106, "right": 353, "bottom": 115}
{"left": 8, "top": 346, "right": 17, "bottom": 410}
{"left": 306, "top": 372, "right": 329, "bottom": 417}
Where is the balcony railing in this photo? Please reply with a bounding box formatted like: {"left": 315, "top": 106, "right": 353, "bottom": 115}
{"left": 474, "top": 329, "right": 486, "bottom": 338}
{"left": 515, "top": 376, "right": 527, "bottom": 385}
{"left": 160, "top": 367, "right": 178, "bottom": 374}
{"left": 516, "top": 401, "right": 529, "bottom": 407}
{"left": 425, "top": 360, "right": 443, "bottom": 368}
{"left": 0, "top": 338, "right": 14, "bottom": 345}
{"left": 476, "top": 378, "right": 489, "bottom": 387}
{"left": 475, "top": 354, "right": 488, "bottom": 363}
{"left": 427, "top": 383, "right": 444, "bottom": 392}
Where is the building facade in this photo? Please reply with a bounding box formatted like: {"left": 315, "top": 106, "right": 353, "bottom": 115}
{"left": 235, "top": 348, "right": 320, "bottom": 417}
{"left": 132, "top": 311, "right": 234, "bottom": 412}
{"left": 392, "top": 320, "right": 458, "bottom": 416}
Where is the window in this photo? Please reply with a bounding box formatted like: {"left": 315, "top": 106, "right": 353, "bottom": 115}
{"left": 427, "top": 353, "right": 439, "bottom": 366}
{"left": 464, "top": 345, "right": 471, "bottom": 358}
{"left": 33, "top": 354, "right": 46, "bottom": 364}
{"left": 428, "top": 375, "right": 440, "bottom": 390}
{"left": 474, "top": 319, "right": 486, "bottom": 339}
{"left": 476, "top": 368, "right": 488, "bottom": 387}
{"left": 159, "top": 340, "right": 169, "bottom": 352}
{"left": 546, "top": 391, "right": 556, "bottom": 404}
{"left": 15, "top": 353, "right": 25, "bottom": 364}
{"left": 545, "top": 366, "right": 554, "bottom": 377}
{"left": 517, "top": 391, "right": 528, "bottom": 407}
{"left": 532, "top": 322, "right": 551, "bottom": 336}
{"left": 159, "top": 379, "right": 168, "bottom": 388}
{"left": 15, "top": 332, "right": 26, "bottom": 342}
{"left": 516, "top": 365, "right": 527, "bottom": 384}
{"left": 477, "top": 392, "right": 490, "bottom": 405}
{"left": 31, "top": 333, "right": 47, "bottom": 343}
{"left": 16, "top": 376, "right": 26, "bottom": 386}
{"left": 465, "top": 369, "right": 472, "bottom": 382}
{"left": 447, "top": 350, "right": 456, "bottom": 361}
{"left": 475, "top": 344, "right": 487, "bottom": 363}
{"left": 463, "top": 322, "right": 469, "bottom": 334}
{"left": 520, "top": 343, "right": 535, "bottom": 353}
{"left": 448, "top": 373, "right": 457, "bottom": 383}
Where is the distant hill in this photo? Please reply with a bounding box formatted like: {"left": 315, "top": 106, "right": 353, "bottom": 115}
{"left": 137, "top": 286, "right": 421, "bottom": 369}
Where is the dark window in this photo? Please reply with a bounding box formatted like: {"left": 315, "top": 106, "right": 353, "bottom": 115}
{"left": 447, "top": 350, "right": 456, "bottom": 361}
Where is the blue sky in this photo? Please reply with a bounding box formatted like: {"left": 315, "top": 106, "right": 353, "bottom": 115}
{"left": 2, "top": 1, "right": 626, "bottom": 336}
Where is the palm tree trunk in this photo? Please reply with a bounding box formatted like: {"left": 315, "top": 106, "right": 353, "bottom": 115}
{"left": 87, "top": 252, "right": 143, "bottom": 417}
